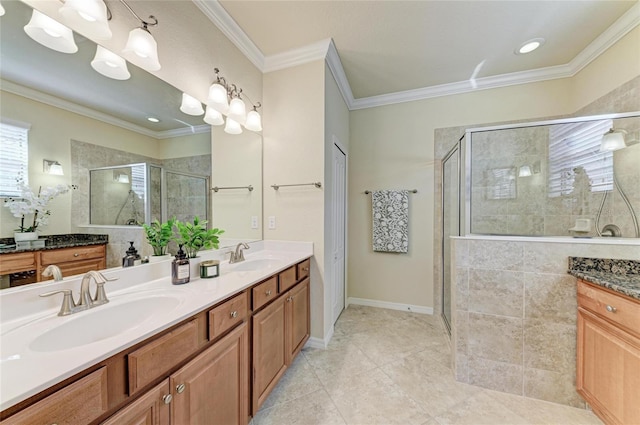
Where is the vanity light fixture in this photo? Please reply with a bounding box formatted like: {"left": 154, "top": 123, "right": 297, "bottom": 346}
{"left": 245, "top": 103, "right": 263, "bottom": 132}
{"left": 228, "top": 89, "right": 247, "bottom": 124}
{"left": 180, "top": 93, "right": 205, "bottom": 116}
{"left": 208, "top": 70, "right": 230, "bottom": 115}
{"left": 43, "top": 159, "right": 64, "bottom": 176}
{"left": 59, "top": 0, "right": 112, "bottom": 40}
{"left": 601, "top": 128, "right": 627, "bottom": 151}
{"left": 515, "top": 38, "right": 545, "bottom": 55}
{"left": 91, "top": 46, "right": 130, "bottom": 80}
{"left": 518, "top": 165, "right": 532, "bottom": 177}
{"left": 0, "top": 3, "right": 5, "bottom": 17}
{"left": 24, "top": 10, "right": 78, "bottom": 54}
{"left": 204, "top": 105, "right": 224, "bottom": 126}
{"left": 114, "top": 172, "right": 130, "bottom": 183}
{"left": 224, "top": 118, "right": 243, "bottom": 135}
{"left": 120, "top": 1, "right": 160, "bottom": 71}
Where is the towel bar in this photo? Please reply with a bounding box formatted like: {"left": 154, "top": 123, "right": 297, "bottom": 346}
{"left": 364, "top": 189, "right": 417, "bottom": 194}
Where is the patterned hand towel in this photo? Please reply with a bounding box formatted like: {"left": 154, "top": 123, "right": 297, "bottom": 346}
{"left": 371, "top": 190, "right": 409, "bottom": 253}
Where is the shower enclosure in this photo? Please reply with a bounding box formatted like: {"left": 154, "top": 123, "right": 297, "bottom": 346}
{"left": 441, "top": 144, "right": 460, "bottom": 333}
{"left": 89, "top": 163, "right": 209, "bottom": 226}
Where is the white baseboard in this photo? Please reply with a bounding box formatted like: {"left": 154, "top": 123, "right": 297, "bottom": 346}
{"left": 304, "top": 325, "right": 335, "bottom": 349}
{"left": 347, "top": 297, "right": 434, "bottom": 315}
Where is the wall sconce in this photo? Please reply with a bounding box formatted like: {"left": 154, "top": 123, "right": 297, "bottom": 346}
{"left": 120, "top": 1, "right": 161, "bottom": 72}
{"left": 59, "top": 0, "right": 112, "bottom": 40}
{"left": 518, "top": 161, "right": 540, "bottom": 177}
{"left": 91, "top": 46, "right": 130, "bottom": 80}
{"left": 601, "top": 128, "right": 627, "bottom": 151}
{"left": 114, "top": 172, "right": 130, "bottom": 183}
{"left": 180, "top": 93, "right": 204, "bottom": 116}
{"left": 204, "top": 68, "right": 262, "bottom": 134}
{"left": 43, "top": 159, "right": 64, "bottom": 175}
{"left": 24, "top": 10, "right": 78, "bottom": 54}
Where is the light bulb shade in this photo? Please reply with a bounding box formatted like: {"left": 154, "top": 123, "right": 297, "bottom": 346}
{"left": 43, "top": 159, "right": 64, "bottom": 175}
{"left": 228, "top": 97, "right": 247, "bottom": 124}
{"left": 122, "top": 27, "right": 161, "bottom": 71}
{"left": 24, "top": 10, "right": 78, "bottom": 54}
{"left": 601, "top": 129, "right": 627, "bottom": 151}
{"left": 207, "top": 83, "right": 229, "bottom": 114}
{"left": 91, "top": 46, "right": 130, "bottom": 80}
{"left": 0, "top": 3, "right": 5, "bottom": 17}
{"left": 518, "top": 165, "right": 532, "bottom": 177}
{"left": 59, "top": 0, "right": 112, "bottom": 40}
{"left": 180, "top": 93, "right": 204, "bottom": 116}
{"left": 114, "top": 173, "right": 130, "bottom": 183}
{"left": 224, "top": 118, "right": 242, "bottom": 135}
{"left": 204, "top": 105, "right": 224, "bottom": 126}
{"left": 245, "top": 109, "right": 262, "bottom": 132}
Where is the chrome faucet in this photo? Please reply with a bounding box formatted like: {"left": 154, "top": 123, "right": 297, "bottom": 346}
{"left": 39, "top": 271, "right": 116, "bottom": 316}
{"left": 229, "top": 242, "right": 250, "bottom": 264}
{"left": 42, "top": 265, "right": 63, "bottom": 282}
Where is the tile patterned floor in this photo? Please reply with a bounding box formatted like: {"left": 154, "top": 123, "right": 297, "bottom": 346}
{"left": 251, "top": 305, "right": 603, "bottom": 425}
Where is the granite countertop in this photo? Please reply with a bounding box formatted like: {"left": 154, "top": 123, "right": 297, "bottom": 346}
{"left": 568, "top": 257, "right": 640, "bottom": 300}
{"left": 0, "top": 234, "right": 108, "bottom": 254}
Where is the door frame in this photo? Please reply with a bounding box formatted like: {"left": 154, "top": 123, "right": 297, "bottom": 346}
{"left": 331, "top": 136, "right": 348, "bottom": 322}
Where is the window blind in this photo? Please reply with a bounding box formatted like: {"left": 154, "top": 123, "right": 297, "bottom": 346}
{"left": 548, "top": 119, "right": 613, "bottom": 197}
{"left": 0, "top": 122, "right": 29, "bottom": 197}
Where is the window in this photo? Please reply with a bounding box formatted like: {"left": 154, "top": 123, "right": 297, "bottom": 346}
{"left": 0, "top": 120, "right": 30, "bottom": 197}
{"left": 548, "top": 119, "right": 613, "bottom": 197}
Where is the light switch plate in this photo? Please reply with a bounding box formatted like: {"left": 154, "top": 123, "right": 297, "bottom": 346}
{"left": 268, "top": 216, "right": 276, "bottom": 230}
{"left": 251, "top": 216, "right": 259, "bottom": 229}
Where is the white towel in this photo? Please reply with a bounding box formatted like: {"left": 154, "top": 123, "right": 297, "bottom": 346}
{"left": 371, "top": 190, "right": 409, "bottom": 253}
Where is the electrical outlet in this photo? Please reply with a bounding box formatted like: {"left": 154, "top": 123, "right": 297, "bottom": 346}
{"left": 251, "top": 216, "right": 259, "bottom": 229}
{"left": 268, "top": 216, "right": 276, "bottom": 230}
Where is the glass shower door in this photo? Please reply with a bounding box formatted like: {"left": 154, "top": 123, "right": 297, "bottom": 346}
{"left": 442, "top": 144, "right": 460, "bottom": 334}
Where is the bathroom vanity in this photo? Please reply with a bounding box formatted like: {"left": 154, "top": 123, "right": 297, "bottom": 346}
{"left": 570, "top": 258, "right": 640, "bottom": 425}
{"left": 0, "top": 242, "right": 312, "bottom": 424}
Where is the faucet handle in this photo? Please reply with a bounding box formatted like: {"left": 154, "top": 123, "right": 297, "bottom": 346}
{"left": 40, "top": 289, "right": 76, "bottom": 316}
{"left": 92, "top": 277, "right": 117, "bottom": 306}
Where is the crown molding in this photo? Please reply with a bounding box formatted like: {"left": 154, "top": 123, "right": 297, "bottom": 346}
{"left": 1, "top": 80, "right": 211, "bottom": 139}
{"left": 194, "top": 0, "right": 265, "bottom": 70}
{"left": 325, "top": 39, "right": 355, "bottom": 109}
{"left": 263, "top": 38, "right": 331, "bottom": 73}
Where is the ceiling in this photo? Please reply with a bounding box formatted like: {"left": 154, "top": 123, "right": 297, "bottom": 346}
{"left": 218, "top": 0, "right": 638, "bottom": 102}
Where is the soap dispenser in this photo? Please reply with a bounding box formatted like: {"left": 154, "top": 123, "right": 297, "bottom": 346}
{"left": 172, "top": 244, "right": 190, "bottom": 285}
{"left": 123, "top": 241, "right": 141, "bottom": 267}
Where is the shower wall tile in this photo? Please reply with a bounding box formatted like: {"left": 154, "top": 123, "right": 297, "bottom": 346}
{"left": 524, "top": 368, "right": 585, "bottom": 408}
{"left": 468, "top": 269, "right": 523, "bottom": 318}
{"left": 468, "top": 312, "right": 523, "bottom": 364}
{"left": 454, "top": 309, "right": 469, "bottom": 355}
{"left": 468, "top": 240, "right": 524, "bottom": 270}
{"left": 455, "top": 267, "right": 469, "bottom": 311}
{"left": 524, "top": 318, "right": 576, "bottom": 373}
{"left": 524, "top": 273, "right": 577, "bottom": 323}
{"left": 468, "top": 356, "right": 523, "bottom": 396}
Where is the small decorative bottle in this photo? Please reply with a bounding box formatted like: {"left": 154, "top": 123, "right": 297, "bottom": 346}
{"left": 172, "top": 244, "right": 190, "bottom": 285}
{"left": 123, "top": 241, "right": 140, "bottom": 267}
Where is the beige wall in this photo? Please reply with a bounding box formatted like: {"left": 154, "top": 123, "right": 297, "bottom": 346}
{"left": 348, "top": 79, "right": 573, "bottom": 310}
{"left": 262, "top": 60, "right": 327, "bottom": 340}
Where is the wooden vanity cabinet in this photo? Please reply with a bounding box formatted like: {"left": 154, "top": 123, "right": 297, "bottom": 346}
{"left": 286, "top": 277, "right": 310, "bottom": 363}
{"left": 101, "top": 380, "right": 171, "bottom": 425}
{"left": 576, "top": 279, "right": 640, "bottom": 425}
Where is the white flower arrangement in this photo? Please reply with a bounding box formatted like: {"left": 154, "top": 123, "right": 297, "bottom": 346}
{"left": 4, "top": 181, "right": 72, "bottom": 233}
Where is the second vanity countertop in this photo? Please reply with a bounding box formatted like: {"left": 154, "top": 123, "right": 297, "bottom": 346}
{"left": 568, "top": 257, "right": 640, "bottom": 300}
{"left": 0, "top": 240, "right": 313, "bottom": 411}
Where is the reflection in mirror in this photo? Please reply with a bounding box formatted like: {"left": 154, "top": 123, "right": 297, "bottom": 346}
{"left": 0, "top": 0, "right": 262, "bottom": 286}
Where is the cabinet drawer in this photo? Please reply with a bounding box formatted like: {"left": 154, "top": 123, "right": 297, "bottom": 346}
{"left": 0, "top": 252, "right": 36, "bottom": 274}
{"left": 252, "top": 276, "right": 278, "bottom": 310}
{"left": 578, "top": 280, "right": 640, "bottom": 337}
{"left": 44, "top": 258, "right": 105, "bottom": 281}
{"left": 297, "top": 259, "right": 310, "bottom": 281}
{"left": 209, "top": 291, "right": 248, "bottom": 340}
{"left": 41, "top": 245, "right": 106, "bottom": 264}
{"left": 1, "top": 367, "right": 108, "bottom": 425}
{"left": 128, "top": 319, "right": 199, "bottom": 394}
{"left": 278, "top": 266, "right": 297, "bottom": 293}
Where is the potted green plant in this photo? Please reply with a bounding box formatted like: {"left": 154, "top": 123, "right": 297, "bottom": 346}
{"left": 142, "top": 217, "right": 176, "bottom": 261}
{"left": 173, "top": 216, "right": 224, "bottom": 259}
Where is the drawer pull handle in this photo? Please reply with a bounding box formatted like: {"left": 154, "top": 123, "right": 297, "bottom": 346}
{"left": 74, "top": 253, "right": 79, "bottom": 257}
{"left": 230, "top": 311, "right": 238, "bottom": 318}
{"left": 302, "top": 267, "right": 309, "bottom": 271}
{"left": 265, "top": 290, "right": 272, "bottom": 296}
{"left": 606, "top": 305, "right": 617, "bottom": 313}
{"left": 176, "top": 383, "right": 186, "bottom": 394}
{"left": 162, "top": 394, "right": 173, "bottom": 404}
{"left": 287, "top": 296, "right": 293, "bottom": 302}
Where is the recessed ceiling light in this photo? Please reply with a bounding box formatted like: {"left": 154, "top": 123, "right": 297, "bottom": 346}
{"left": 515, "top": 38, "right": 545, "bottom": 55}
{"left": 147, "top": 117, "right": 160, "bottom": 123}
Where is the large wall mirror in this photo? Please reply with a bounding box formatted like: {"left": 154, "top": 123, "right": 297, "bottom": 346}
{"left": 0, "top": 1, "right": 262, "bottom": 274}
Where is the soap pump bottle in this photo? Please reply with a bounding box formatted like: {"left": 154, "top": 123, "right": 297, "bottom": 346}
{"left": 123, "top": 241, "right": 140, "bottom": 267}
{"left": 172, "top": 244, "right": 190, "bottom": 285}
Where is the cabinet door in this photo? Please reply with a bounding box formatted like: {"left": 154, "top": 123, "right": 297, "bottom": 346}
{"left": 0, "top": 367, "right": 108, "bottom": 425}
{"left": 286, "top": 277, "right": 310, "bottom": 364}
{"left": 101, "top": 380, "right": 170, "bottom": 425}
{"left": 171, "top": 322, "right": 249, "bottom": 425}
{"left": 252, "top": 296, "right": 286, "bottom": 414}
{"left": 577, "top": 307, "right": 640, "bottom": 425}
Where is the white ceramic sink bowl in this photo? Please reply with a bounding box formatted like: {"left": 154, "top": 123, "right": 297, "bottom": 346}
{"left": 29, "top": 295, "right": 181, "bottom": 352}
{"left": 232, "top": 258, "right": 282, "bottom": 272}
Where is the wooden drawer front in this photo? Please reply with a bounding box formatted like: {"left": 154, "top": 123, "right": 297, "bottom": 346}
{"left": 1, "top": 367, "right": 108, "bottom": 425}
{"left": 252, "top": 276, "right": 278, "bottom": 310}
{"left": 0, "top": 252, "right": 36, "bottom": 274}
{"left": 297, "top": 259, "right": 310, "bottom": 281}
{"left": 209, "top": 291, "right": 248, "bottom": 340}
{"left": 41, "top": 244, "right": 106, "bottom": 265}
{"left": 128, "top": 320, "right": 199, "bottom": 394}
{"left": 278, "top": 266, "right": 297, "bottom": 293}
{"left": 578, "top": 280, "right": 640, "bottom": 337}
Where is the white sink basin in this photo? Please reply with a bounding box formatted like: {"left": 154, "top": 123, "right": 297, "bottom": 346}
{"left": 29, "top": 295, "right": 181, "bottom": 352}
{"left": 232, "top": 258, "right": 282, "bottom": 272}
